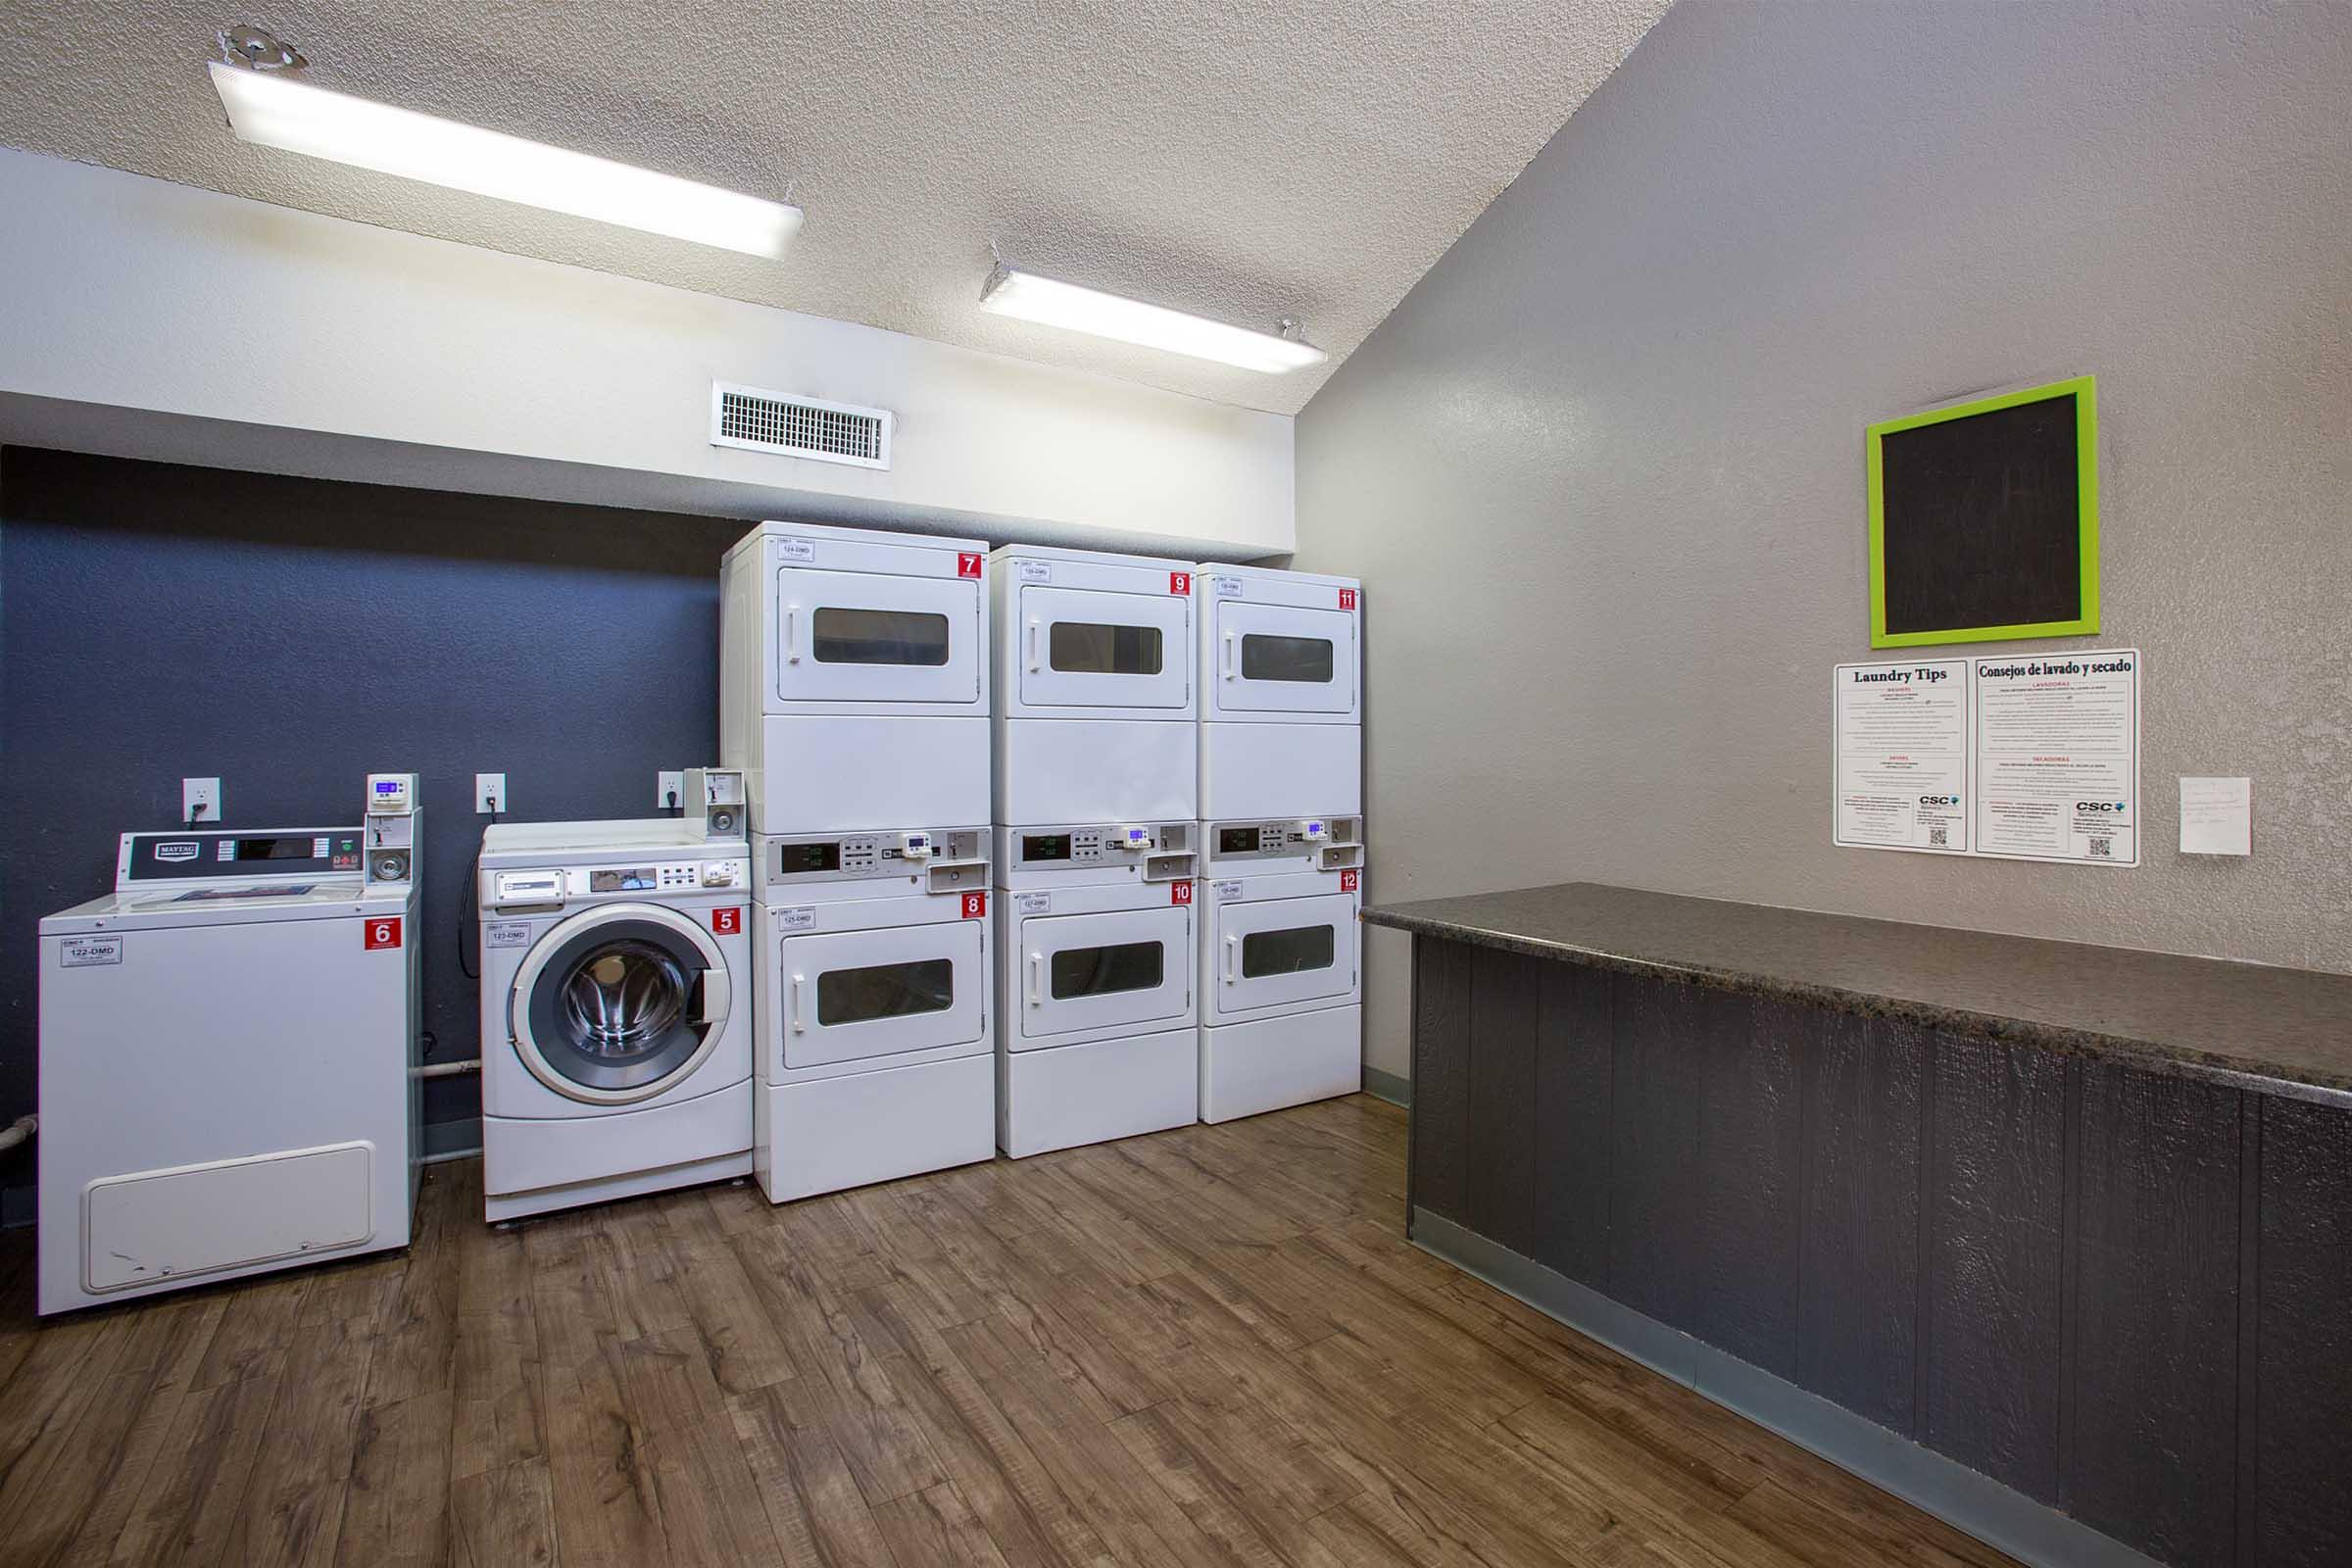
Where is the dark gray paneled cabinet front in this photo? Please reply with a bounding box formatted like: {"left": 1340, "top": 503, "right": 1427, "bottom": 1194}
{"left": 1405, "top": 934, "right": 2352, "bottom": 1568}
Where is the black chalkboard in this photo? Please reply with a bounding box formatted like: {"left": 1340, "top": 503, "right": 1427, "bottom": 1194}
{"left": 1868, "top": 378, "right": 2097, "bottom": 647}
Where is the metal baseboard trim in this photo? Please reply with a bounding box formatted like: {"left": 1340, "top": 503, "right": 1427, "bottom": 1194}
{"left": 421, "top": 1119, "right": 482, "bottom": 1165}
{"left": 1409, "top": 1207, "right": 2161, "bottom": 1568}
{"left": 1361, "top": 1065, "right": 1411, "bottom": 1107}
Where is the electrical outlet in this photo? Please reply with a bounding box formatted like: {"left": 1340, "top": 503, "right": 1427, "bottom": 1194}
{"left": 475, "top": 773, "right": 507, "bottom": 814}
{"left": 182, "top": 776, "right": 221, "bottom": 824}
{"left": 657, "top": 770, "right": 684, "bottom": 810}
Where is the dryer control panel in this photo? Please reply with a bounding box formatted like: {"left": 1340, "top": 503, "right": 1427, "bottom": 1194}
{"left": 756, "top": 826, "right": 988, "bottom": 904}
{"left": 1203, "top": 815, "right": 1363, "bottom": 875}
{"left": 994, "top": 821, "right": 1197, "bottom": 889}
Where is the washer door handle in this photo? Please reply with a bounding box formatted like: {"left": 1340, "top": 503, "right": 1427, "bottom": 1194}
{"left": 696, "top": 966, "right": 731, "bottom": 1026}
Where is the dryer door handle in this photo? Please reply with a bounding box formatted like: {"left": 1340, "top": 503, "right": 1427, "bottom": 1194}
{"left": 1026, "top": 618, "right": 1042, "bottom": 673}
{"left": 1222, "top": 934, "right": 1238, "bottom": 983}
{"left": 696, "top": 966, "right": 731, "bottom": 1026}
{"left": 784, "top": 604, "right": 803, "bottom": 664}
{"left": 1027, "top": 953, "right": 1043, "bottom": 1006}
{"left": 1221, "top": 630, "right": 1237, "bottom": 681}
{"left": 788, "top": 972, "right": 807, "bottom": 1032}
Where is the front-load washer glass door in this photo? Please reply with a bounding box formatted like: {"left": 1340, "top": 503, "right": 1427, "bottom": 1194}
{"left": 1211, "top": 891, "right": 1356, "bottom": 1020}
{"left": 779, "top": 919, "right": 986, "bottom": 1068}
{"left": 1017, "top": 585, "right": 1190, "bottom": 710}
{"left": 1016, "top": 906, "right": 1194, "bottom": 1043}
{"left": 775, "top": 566, "right": 981, "bottom": 705}
{"left": 1209, "top": 600, "right": 1356, "bottom": 717}
{"left": 513, "top": 905, "right": 732, "bottom": 1104}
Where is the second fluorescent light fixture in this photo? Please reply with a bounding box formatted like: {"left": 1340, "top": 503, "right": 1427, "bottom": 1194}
{"left": 980, "top": 264, "right": 1327, "bottom": 373}
{"left": 208, "top": 59, "right": 800, "bottom": 258}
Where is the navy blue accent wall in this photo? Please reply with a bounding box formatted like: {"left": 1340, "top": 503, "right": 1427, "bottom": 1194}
{"left": 0, "top": 446, "right": 752, "bottom": 1187}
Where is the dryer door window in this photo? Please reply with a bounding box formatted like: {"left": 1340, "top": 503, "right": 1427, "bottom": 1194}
{"left": 1210, "top": 601, "right": 1355, "bottom": 717}
{"left": 1211, "top": 892, "right": 1356, "bottom": 1020}
{"left": 1017, "top": 585, "right": 1190, "bottom": 710}
{"left": 1018, "top": 906, "right": 1193, "bottom": 1041}
{"left": 514, "top": 908, "right": 728, "bottom": 1103}
{"left": 775, "top": 566, "right": 982, "bottom": 705}
{"left": 780, "top": 920, "right": 985, "bottom": 1068}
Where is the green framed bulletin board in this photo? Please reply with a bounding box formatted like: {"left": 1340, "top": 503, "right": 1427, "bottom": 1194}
{"left": 1866, "top": 374, "right": 2098, "bottom": 648}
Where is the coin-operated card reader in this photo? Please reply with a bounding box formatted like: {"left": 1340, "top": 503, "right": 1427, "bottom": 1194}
{"left": 365, "top": 772, "right": 420, "bottom": 888}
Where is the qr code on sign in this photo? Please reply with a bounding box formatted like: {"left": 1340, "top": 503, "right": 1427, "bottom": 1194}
{"left": 2088, "top": 836, "right": 2112, "bottom": 858}
{"left": 1928, "top": 826, "right": 1948, "bottom": 848}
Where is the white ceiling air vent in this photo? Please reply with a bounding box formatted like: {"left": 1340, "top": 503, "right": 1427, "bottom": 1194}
{"left": 710, "top": 381, "right": 894, "bottom": 470}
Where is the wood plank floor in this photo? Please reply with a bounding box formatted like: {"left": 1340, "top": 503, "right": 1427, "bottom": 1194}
{"left": 0, "top": 1096, "right": 2018, "bottom": 1567}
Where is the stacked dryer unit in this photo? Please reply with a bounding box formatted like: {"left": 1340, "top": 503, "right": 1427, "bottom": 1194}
{"left": 990, "top": 546, "right": 1200, "bottom": 1157}
{"left": 1193, "top": 564, "right": 1366, "bottom": 1122}
{"left": 720, "top": 521, "right": 999, "bottom": 1200}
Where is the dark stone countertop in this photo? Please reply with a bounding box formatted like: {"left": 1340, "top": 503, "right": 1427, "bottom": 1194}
{"left": 1365, "top": 881, "right": 2352, "bottom": 1107}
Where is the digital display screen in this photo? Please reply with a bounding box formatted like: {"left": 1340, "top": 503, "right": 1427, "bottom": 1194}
{"left": 1218, "top": 827, "right": 1262, "bottom": 855}
{"left": 1022, "top": 833, "right": 1073, "bottom": 862}
{"left": 233, "top": 837, "right": 318, "bottom": 861}
{"left": 781, "top": 842, "right": 842, "bottom": 873}
{"left": 590, "top": 868, "right": 657, "bottom": 892}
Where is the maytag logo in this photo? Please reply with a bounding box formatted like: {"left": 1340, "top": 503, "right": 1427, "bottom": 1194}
{"left": 155, "top": 841, "right": 200, "bottom": 862}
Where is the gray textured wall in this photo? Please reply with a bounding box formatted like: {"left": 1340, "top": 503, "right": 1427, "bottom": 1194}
{"left": 1296, "top": 1, "right": 2352, "bottom": 1078}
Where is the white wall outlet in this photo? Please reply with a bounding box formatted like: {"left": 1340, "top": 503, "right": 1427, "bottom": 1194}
{"left": 657, "top": 770, "right": 685, "bottom": 810}
{"left": 182, "top": 776, "right": 221, "bottom": 824}
{"left": 475, "top": 773, "right": 507, "bottom": 814}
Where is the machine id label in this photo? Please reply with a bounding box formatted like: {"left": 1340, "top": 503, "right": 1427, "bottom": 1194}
{"left": 710, "top": 906, "right": 744, "bottom": 935}
{"left": 1210, "top": 880, "right": 1243, "bottom": 900}
{"left": 777, "top": 538, "right": 816, "bottom": 562}
{"left": 364, "top": 916, "right": 404, "bottom": 951}
{"left": 1169, "top": 880, "right": 1194, "bottom": 906}
{"left": 1013, "top": 892, "right": 1051, "bottom": 914}
{"left": 1016, "top": 560, "right": 1053, "bottom": 582}
{"left": 776, "top": 906, "right": 817, "bottom": 931}
{"left": 1338, "top": 587, "right": 1358, "bottom": 611}
{"left": 956, "top": 552, "right": 984, "bottom": 578}
{"left": 60, "top": 937, "right": 123, "bottom": 967}
{"left": 1339, "top": 869, "right": 1360, "bottom": 893}
{"left": 1212, "top": 575, "right": 1245, "bottom": 598}
{"left": 960, "top": 891, "right": 989, "bottom": 919}
{"left": 1168, "top": 570, "right": 1193, "bottom": 596}
{"left": 484, "top": 921, "right": 533, "bottom": 949}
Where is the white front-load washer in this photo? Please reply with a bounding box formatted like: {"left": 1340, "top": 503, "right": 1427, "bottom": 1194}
{"left": 477, "top": 819, "right": 754, "bottom": 1222}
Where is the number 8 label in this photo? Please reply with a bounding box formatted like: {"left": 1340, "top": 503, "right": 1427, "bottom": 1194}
{"left": 961, "top": 891, "right": 988, "bottom": 919}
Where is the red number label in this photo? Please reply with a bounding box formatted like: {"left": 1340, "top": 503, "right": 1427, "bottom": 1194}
{"left": 956, "top": 552, "right": 983, "bottom": 578}
{"left": 1168, "top": 570, "right": 1193, "bottom": 596}
{"left": 961, "top": 891, "right": 988, "bottom": 919}
{"left": 365, "top": 916, "right": 403, "bottom": 951}
{"left": 710, "top": 906, "right": 743, "bottom": 935}
{"left": 1170, "top": 880, "right": 1194, "bottom": 906}
{"left": 1338, "top": 588, "right": 1357, "bottom": 611}
{"left": 1339, "top": 869, "right": 1360, "bottom": 894}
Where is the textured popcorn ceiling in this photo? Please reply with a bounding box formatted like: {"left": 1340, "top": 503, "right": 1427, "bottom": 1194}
{"left": 0, "top": 0, "right": 1668, "bottom": 415}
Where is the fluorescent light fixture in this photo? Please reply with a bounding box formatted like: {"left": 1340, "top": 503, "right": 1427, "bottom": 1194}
{"left": 979, "top": 264, "right": 1327, "bottom": 373}
{"left": 207, "top": 61, "right": 800, "bottom": 258}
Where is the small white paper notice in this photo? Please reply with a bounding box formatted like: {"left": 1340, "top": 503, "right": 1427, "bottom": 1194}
{"left": 2179, "top": 777, "right": 2252, "bottom": 857}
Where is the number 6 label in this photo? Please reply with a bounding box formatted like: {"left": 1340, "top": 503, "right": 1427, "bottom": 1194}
{"left": 364, "top": 916, "right": 404, "bottom": 951}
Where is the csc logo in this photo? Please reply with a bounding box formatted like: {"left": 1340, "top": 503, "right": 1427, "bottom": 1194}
{"left": 2075, "top": 802, "right": 2127, "bottom": 812}
{"left": 1918, "top": 796, "right": 1959, "bottom": 806}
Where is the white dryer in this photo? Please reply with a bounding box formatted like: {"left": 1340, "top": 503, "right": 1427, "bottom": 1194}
{"left": 989, "top": 545, "right": 1198, "bottom": 823}
{"left": 1193, "top": 564, "right": 1363, "bottom": 819}
{"left": 996, "top": 826, "right": 1200, "bottom": 1157}
{"left": 1197, "top": 817, "right": 1365, "bottom": 1122}
{"left": 36, "top": 789, "right": 421, "bottom": 1315}
{"left": 720, "top": 520, "right": 991, "bottom": 835}
{"left": 477, "top": 819, "right": 753, "bottom": 1222}
{"left": 752, "top": 825, "right": 994, "bottom": 1201}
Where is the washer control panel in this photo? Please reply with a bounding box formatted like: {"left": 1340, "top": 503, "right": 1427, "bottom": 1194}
{"left": 487, "top": 857, "right": 749, "bottom": 908}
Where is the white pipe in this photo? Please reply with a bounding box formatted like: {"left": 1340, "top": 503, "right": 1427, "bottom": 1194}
{"left": 415, "top": 1059, "right": 481, "bottom": 1079}
{"left": 0, "top": 1114, "right": 35, "bottom": 1153}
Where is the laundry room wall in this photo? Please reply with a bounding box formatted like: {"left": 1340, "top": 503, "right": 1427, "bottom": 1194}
{"left": 1293, "top": 0, "right": 2352, "bottom": 1084}
{"left": 0, "top": 446, "right": 754, "bottom": 1196}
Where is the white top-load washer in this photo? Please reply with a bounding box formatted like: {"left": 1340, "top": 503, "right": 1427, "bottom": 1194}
{"left": 36, "top": 778, "right": 422, "bottom": 1315}
{"left": 1197, "top": 817, "right": 1365, "bottom": 1124}
{"left": 989, "top": 545, "right": 1198, "bottom": 823}
{"left": 720, "top": 520, "right": 992, "bottom": 834}
{"left": 1193, "top": 564, "right": 1362, "bottom": 819}
{"left": 477, "top": 818, "right": 753, "bottom": 1221}
{"left": 751, "top": 824, "right": 994, "bottom": 1202}
{"left": 995, "top": 825, "right": 1200, "bottom": 1158}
